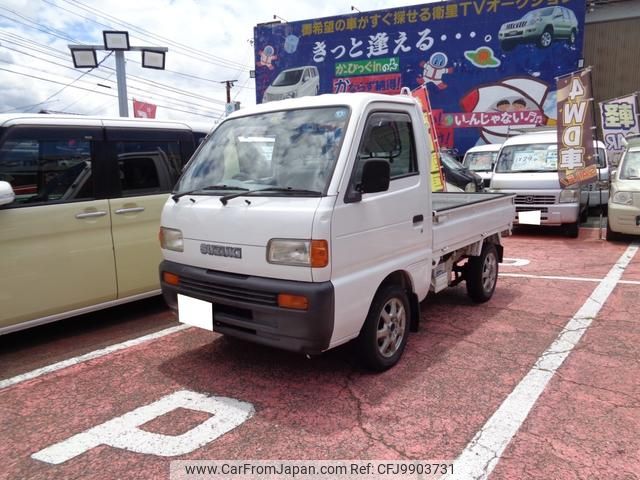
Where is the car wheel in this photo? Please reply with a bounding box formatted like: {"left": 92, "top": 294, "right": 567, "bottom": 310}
{"left": 466, "top": 243, "right": 499, "bottom": 303}
{"left": 569, "top": 29, "right": 576, "bottom": 45}
{"left": 357, "top": 284, "right": 410, "bottom": 371}
{"left": 500, "top": 40, "right": 516, "bottom": 52}
{"left": 565, "top": 221, "right": 579, "bottom": 238}
{"left": 606, "top": 219, "right": 620, "bottom": 241}
{"left": 538, "top": 28, "right": 553, "bottom": 48}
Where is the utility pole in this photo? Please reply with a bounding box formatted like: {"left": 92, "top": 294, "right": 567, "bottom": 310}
{"left": 221, "top": 79, "right": 239, "bottom": 116}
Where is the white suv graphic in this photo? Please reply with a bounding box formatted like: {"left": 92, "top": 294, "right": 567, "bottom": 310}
{"left": 262, "top": 66, "right": 320, "bottom": 103}
{"left": 499, "top": 6, "right": 578, "bottom": 51}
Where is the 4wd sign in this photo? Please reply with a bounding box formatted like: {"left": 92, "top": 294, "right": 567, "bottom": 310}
{"left": 254, "top": 0, "right": 585, "bottom": 154}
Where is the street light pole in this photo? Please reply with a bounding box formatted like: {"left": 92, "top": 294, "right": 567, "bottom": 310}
{"left": 114, "top": 50, "right": 129, "bottom": 117}
{"left": 69, "top": 31, "right": 167, "bottom": 118}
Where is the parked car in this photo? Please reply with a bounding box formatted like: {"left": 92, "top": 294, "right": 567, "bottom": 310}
{"left": 489, "top": 130, "right": 596, "bottom": 237}
{"left": 0, "top": 114, "right": 213, "bottom": 335}
{"left": 499, "top": 5, "right": 579, "bottom": 51}
{"left": 262, "top": 66, "right": 320, "bottom": 103}
{"left": 440, "top": 149, "right": 484, "bottom": 192}
{"left": 462, "top": 143, "right": 501, "bottom": 188}
{"left": 607, "top": 135, "right": 640, "bottom": 240}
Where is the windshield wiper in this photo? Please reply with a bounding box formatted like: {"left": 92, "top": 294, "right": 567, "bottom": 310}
{"left": 220, "top": 187, "right": 322, "bottom": 205}
{"left": 172, "top": 185, "right": 248, "bottom": 202}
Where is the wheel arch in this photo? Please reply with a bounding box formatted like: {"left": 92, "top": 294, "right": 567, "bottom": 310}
{"left": 377, "top": 270, "right": 421, "bottom": 333}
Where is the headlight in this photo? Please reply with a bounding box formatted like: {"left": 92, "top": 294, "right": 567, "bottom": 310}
{"left": 464, "top": 182, "right": 476, "bottom": 192}
{"left": 159, "top": 227, "right": 183, "bottom": 252}
{"left": 284, "top": 91, "right": 297, "bottom": 99}
{"left": 612, "top": 191, "right": 633, "bottom": 205}
{"left": 267, "top": 239, "right": 328, "bottom": 267}
{"left": 559, "top": 189, "right": 579, "bottom": 203}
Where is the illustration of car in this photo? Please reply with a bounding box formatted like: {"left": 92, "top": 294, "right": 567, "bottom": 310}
{"left": 498, "top": 6, "right": 578, "bottom": 51}
{"left": 262, "top": 66, "right": 320, "bottom": 103}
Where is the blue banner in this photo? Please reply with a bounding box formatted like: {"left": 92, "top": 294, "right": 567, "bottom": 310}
{"left": 254, "top": 0, "right": 585, "bottom": 154}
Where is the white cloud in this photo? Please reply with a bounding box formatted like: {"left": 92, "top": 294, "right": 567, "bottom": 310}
{"left": 0, "top": 0, "right": 413, "bottom": 124}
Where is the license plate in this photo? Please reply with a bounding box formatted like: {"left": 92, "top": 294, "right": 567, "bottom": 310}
{"left": 177, "top": 294, "right": 213, "bottom": 331}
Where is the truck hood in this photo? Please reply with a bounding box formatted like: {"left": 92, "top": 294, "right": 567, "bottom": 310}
{"left": 160, "top": 195, "right": 325, "bottom": 281}
{"left": 491, "top": 171, "right": 560, "bottom": 190}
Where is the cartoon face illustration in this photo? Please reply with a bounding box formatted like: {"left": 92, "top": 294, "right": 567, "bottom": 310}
{"left": 460, "top": 77, "right": 551, "bottom": 144}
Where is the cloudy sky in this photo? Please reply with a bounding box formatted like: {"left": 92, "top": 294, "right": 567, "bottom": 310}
{"left": 0, "top": 0, "right": 417, "bottom": 125}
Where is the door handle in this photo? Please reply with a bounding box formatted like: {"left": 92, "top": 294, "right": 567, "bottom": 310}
{"left": 413, "top": 214, "right": 424, "bottom": 224}
{"left": 75, "top": 211, "right": 107, "bottom": 219}
{"left": 115, "top": 207, "right": 145, "bottom": 214}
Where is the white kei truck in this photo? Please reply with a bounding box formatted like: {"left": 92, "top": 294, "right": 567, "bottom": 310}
{"left": 159, "top": 92, "right": 515, "bottom": 370}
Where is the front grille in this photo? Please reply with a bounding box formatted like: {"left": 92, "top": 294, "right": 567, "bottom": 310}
{"left": 515, "top": 195, "right": 556, "bottom": 205}
{"left": 516, "top": 206, "right": 549, "bottom": 213}
{"left": 179, "top": 276, "right": 278, "bottom": 306}
{"left": 506, "top": 21, "right": 527, "bottom": 29}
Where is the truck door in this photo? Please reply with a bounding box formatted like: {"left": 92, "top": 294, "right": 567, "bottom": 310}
{"left": 105, "top": 128, "right": 189, "bottom": 298}
{"left": 330, "top": 110, "right": 430, "bottom": 342}
{"left": 0, "top": 125, "right": 116, "bottom": 329}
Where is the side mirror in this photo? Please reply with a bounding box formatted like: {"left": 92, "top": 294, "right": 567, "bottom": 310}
{"left": 0, "top": 181, "right": 15, "bottom": 206}
{"left": 610, "top": 169, "right": 617, "bottom": 179}
{"left": 345, "top": 159, "right": 390, "bottom": 203}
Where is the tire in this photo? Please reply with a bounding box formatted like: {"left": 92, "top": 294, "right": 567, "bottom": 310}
{"left": 500, "top": 40, "right": 516, "bottom": 52}
{"left": 565, "top": 221, "right": 579, "bottom": 238}
{"left": 580, "top": 204, "right": 589, "bottom": 223}
{"left": 606, "top": 220, "right": 620, "bottom": 242}
{"left": 466, "top": 243, "right": 499, "bottom": 303}
{"left": 538, "top": 28, "right": 553, "bottom": 48}
{"left": 357, "top": 284, "right": 410, "bottom": 371}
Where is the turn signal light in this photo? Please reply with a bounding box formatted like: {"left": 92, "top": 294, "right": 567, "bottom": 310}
{"left": 277, "top": 293, "right": 309, "bottom": 310}
{"left": 163, "top": 272, "right": 180, "bottom": 286}
{"left": 310, "top": 239, "right": 329, "bottom": 268}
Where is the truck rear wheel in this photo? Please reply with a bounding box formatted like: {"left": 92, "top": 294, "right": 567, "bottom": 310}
{"left": 466, "top": 243, "right": 498, "bottom": 303}
{"left": 357, "top": 284, "right": 410, "bottom": 371}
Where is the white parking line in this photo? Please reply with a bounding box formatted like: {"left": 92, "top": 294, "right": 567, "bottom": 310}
{"left": 0, "top": 324, "right": 190, "bottom": 391}
{"left": 500, "top": 272, "right": 640, "bottom": 285}
{"left": 446, "top": 242, "right": 639, "bottom": 480}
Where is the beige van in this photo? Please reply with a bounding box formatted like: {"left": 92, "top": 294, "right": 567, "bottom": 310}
{"left": 0, "top": 114, "right": 212, "bottom": 334}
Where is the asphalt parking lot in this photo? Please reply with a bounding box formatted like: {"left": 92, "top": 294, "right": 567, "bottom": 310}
{"left": 1, "top": 225, "right": 638, "bottom": 480}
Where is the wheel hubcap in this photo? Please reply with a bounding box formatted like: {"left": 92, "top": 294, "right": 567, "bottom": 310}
{"left": 482, "top": 253, "right": 498, "bottom": 293}
{"left": 376, "top": 298, "right": 406, "bottom": 358}
{"left": 542, "top": 32, "right": 552, "bottom": 46}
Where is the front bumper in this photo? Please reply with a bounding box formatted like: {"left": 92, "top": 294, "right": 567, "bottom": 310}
{"left": 160, "top": 260, "right": 335, "bottom": 354}
{"left": 499, "top": 26, "right": 542, "bottom": 42}
{"left": 514, "top": 203, "right": 579, "bottom": 225}
{"left": 608, "top": 203, "right": 640, "bottom": 236}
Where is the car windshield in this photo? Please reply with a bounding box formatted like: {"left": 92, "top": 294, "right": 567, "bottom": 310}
{"left": 175, "top": 106, "right": 349, "bottom": 196}
{"left": 523, "top": 7, "right": 553, "bottom": 20}
{"left": 272, "top": 69, "right": 303, "bottom": 87}
{"left": 495, "top": 143, "right": 557, "bottom": 173}
{"left": 619, "top": 149, "right": 640, "bottom": 179}
{"left": 463, "top": 151, "right": 497, "bottom": 172}
{"left": 440, "top": 150, "right": 464, "bottom": 170}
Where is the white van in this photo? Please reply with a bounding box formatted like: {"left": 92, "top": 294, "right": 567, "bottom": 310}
{"left": 0, "top": 114, "right": 212, "bottom": 334}
{"left": 463, "top": 143, "right": 501, "bottom": 188}
{"left": 489, "top": 130, "right": 603, "bottom": 237}
{"left": 262, "top": 66, "right": 320, "bottom": 103}
{"left": 607, "top": 135, "right": 640, "bottom": 240}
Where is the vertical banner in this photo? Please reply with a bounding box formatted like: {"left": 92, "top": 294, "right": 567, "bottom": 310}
{"left": 412, "top": 86, "right": 446, "bottom": 192}
{"left": 556, "top": 69, "right": 597, "bottom": 188}
{"left": 599, "top": 94, "right": 639, "bottom": 166}
{"left": 133, "top": 99, "right": 157, "bottom": 119}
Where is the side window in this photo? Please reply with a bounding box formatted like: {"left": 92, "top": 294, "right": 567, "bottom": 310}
{"left": 0, "top": 135, "right": 93, "bottom": 206}
{"left": 354, "top": 112, "right": 417, "bottom": 184}
{"left": 116, "top": 140, "right": 181, "bottom": 196}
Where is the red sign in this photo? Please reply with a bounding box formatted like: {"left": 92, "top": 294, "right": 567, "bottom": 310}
{"left": 133, "top": 100, "right": 157, "bottom": 119}
{"left": 332, "top": 73, "right": 402, "bottom": 94}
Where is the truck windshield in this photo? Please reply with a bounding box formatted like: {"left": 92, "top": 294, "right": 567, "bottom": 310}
{"left": 464, "top": 151, "right": 497, "bottom": 172}
{"left": 175, "top": 106, "right": 349, "bottom": 196}
{"left": 272, "top": 69, "right": 303, "bottom": 87}
{"left": 495, "top": 143, "right": 557, "bottom": 173}
{"left": 619, "top": 149, "right": 640, "bottom": 179}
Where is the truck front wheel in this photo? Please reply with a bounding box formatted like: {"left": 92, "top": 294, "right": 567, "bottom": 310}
{"left": 466, "top": 243, "right": 499, "bottom": 303}
{"left": 357, "top": 285, "right": 410, "bottom": 371}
